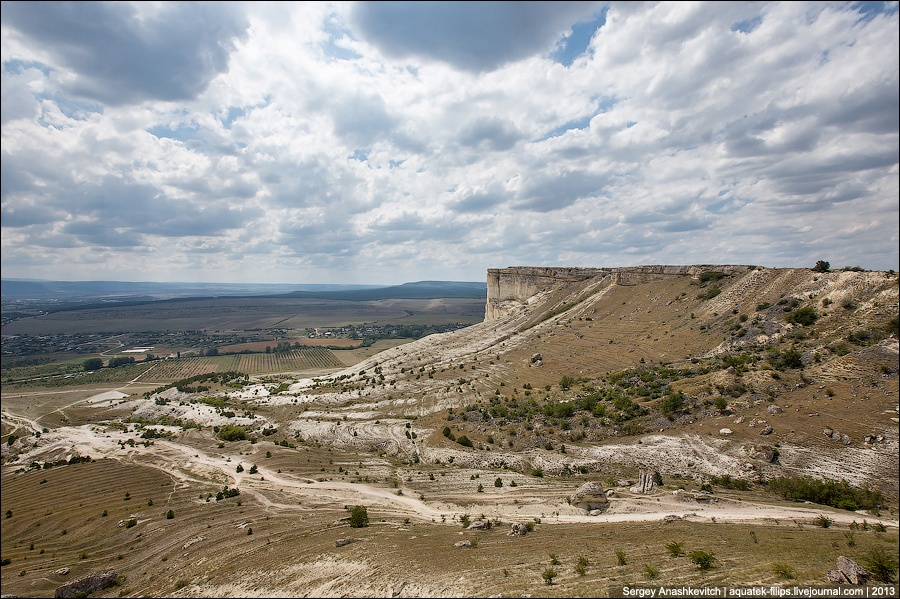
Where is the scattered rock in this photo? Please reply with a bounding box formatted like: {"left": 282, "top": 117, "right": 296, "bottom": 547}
{"left": 824, "top": 428, "right": 834, "bottom": 438}
{"left": 719, "top": 428, "right": 733, "bottom": 435}
{"left": 767, "top": 405, "right": 783, "bottom": 414}
{"left": 826, "top": 556, "right": 870, "bottom": 585}
{"left": 466, "top": 521, "right": 486, "bottom": 530}
{"left": 54, "top": 570, "right": 118, "bottom": 599}
{"left": 760, "top": 426, "right": 774, "bottom": 435}
{"left": 570, "top": 481, "right": 609, "bottom": 511}
{"left": 508, "top": 523, "right": 528, "bottom": 536}
{"left": 742, "top": 444, "right": 777, "bottom": 463}
{"left": 530, "top": 353, "right": 542, "bottom": 364}
{"left": 454, "top": 540, "right": 473, "bottom": 548}
{"left": 336, "top": 537, "right": 364, "bottom": 547}
{"left": 55, "top": 568, "right": 69, "bottom": 576}
{"left": 663, "top": 515, "right": 681, "bottom": 524}
{"left": 734, "top": 416, "right": 745, "bottom": 424}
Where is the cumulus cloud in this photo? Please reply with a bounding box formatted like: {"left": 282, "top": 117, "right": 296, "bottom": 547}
{"left": 0, "top": 1, "right": 897, "bottom": 284}
{"left": 1, "top": 1, "right": 250, "bottom": 105}
{"left": 349, "top": 1, "right": 604, "bottom": 72}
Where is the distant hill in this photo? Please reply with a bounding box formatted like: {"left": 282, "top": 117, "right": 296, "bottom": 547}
{"left": 279, "top": 280, "right": 487, "bottom": 301}
{"left": 0, "top": 279, "right": 454, "bottom": 303}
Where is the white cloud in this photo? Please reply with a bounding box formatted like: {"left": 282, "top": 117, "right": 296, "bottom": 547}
{"left": 1, "top": 1, "right": 897, "bottom": 285}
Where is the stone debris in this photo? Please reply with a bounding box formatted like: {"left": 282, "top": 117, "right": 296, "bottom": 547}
{"left": 826, "top": 556, "right": 870, "bottom": 585}
{"left": 454, "top": 540, "right": 473, "bottom": 548}
{"left": 759, "top": 426, "right": 774, "bottom": 435}
{"left": 508, "top": 523, "right": 528, "bottom": 536}
{"left": 54, "top": 570, "right": 118, "bottom": 599}
{"left": 336, "top": 537, "right": 364, "bottom": 547}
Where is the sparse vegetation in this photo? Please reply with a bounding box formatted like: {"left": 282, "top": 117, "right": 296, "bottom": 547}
{"left": 772, "top": 562, "right": 797, "bottom": 579}
{"left": 689, "top": 549, "right": 717, "bottom": 571}
{"left": 666, "top": 541, "right": 685, "bottom": 557}
{"left": 864, "top": 546, "right": 899, "bottom": 583}
{"left": 2, "top": 265, "right": 897, "bottom": 597}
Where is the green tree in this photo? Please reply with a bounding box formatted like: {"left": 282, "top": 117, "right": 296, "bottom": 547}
{"left": 658, "top": 392, "right": 684, "bottom": 417}
{"left": 218, "top": 425, "right": 247, "bottom": 442}
{"left": 348, "top": 505, "right": 369, "bottom": 528}
{"left": 83, "top": 358, "right": 104, "bottom": 371}
{"left": 812, "top": 260, "right": 830, "bottom": 273}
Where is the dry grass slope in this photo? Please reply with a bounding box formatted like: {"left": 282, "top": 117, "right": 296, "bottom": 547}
{"left": 2, "top": 265, "right": 898, "bottom": 597}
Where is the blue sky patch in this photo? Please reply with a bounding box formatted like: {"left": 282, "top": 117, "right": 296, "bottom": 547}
{"left": 550, "top": 8, "right": 608, "bottom": 67}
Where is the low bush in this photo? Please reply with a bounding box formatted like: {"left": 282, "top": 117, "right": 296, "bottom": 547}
{"left": 689, "top": 549, "right": 716, "bottom": 570}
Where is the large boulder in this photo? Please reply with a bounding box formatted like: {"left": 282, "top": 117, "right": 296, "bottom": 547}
{"left": 55, "top": 570, "right": 118, "bottom": 598}
{"left": 570, "top": 481, "right": 609, "bottom": 511}
{"left": 826, "top": 556, "right": 870, "bottom": 584}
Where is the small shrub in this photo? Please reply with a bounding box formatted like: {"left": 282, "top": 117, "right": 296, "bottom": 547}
{"left": 772, "top": 562, "right": 796, "bottom": 579}
{"left": 549, "top": 553, "right": 560, "bottom": 565}
{"left": 689, "top": 549, "right": 716, "bottom": 570}
{"left": 494, "top": 477, "right": 503, "bottom": 488}
{"left": 644, "top": 564, "right": 660, "bottom": 580}
{"left": 348, "top": 505, "right": 369, "bottom": 528}
{"left": 864, "top": 546, "right": 899, "bottom": 583}
{"left": 166, "top": 510, "right": 174, "bottom": 519}
{"left": 542, "top": 568, "right": 558, "bottom": 585}
{"left": 124, "top": 518, "right": 137, "bottom": 528}
{"left": 615, "top": 549, "right": 627, "bottom": 566}
{"left": 813, "top": 515, "right": 833, "bottom": 528}
{"left": 785, "top": 305, "right": 818, "bottom": 326}
{"left": 530, "top": 468, "right": 544, "bottom": 478}
{"left": 665, "top": 540, "right": 685, "bottom": 557}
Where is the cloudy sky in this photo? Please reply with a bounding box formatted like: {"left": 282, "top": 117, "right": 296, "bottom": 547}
{"left": 2, "top": 1, "right": 898, "bottom": 285}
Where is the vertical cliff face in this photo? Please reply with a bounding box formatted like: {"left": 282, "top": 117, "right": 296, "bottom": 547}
{"left": 485, "top": 267, "right": 610, "bottom": 320}
{"left": 485, "top": 265, "right": 751, "bottom": 320}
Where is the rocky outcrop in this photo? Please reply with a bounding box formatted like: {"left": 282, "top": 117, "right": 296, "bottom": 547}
{"left": 485, "top": 265, "right": 751, "bottom": 320}
{"left": 826, "top": 556, "right": 870, "bottom": 584}
{"left": 54, "top": 570, "right": 118, "bottom": 598}
{"left": 630, "top": 470, "right": 655, "bottom": 494}
{"left": 569, "top": 481, "right": 609, "bottom": 511}
{"left": 486, "top": 267, "right": 609, "bottom": 320}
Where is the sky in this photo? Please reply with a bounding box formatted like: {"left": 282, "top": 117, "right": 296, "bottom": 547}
{"left": 1, "top": 1, "right": 898, "bottom": 285}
